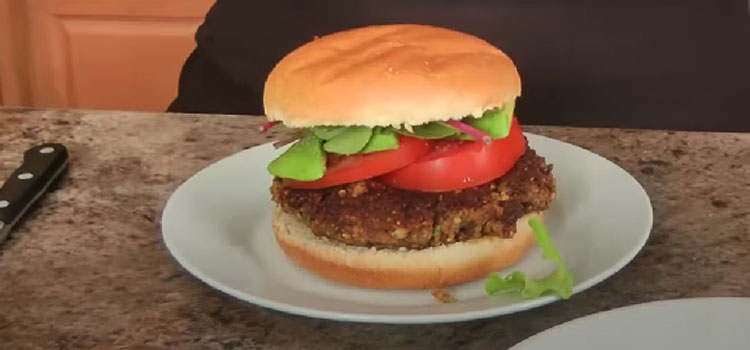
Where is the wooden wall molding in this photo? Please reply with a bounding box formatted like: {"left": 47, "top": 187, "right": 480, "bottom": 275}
{"left": 0, "top": 0, "right": 214, "bottom": 110}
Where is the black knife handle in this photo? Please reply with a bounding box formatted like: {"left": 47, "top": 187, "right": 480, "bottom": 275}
{"left": 0, "top": 143, "right": 69, "bottom": 228}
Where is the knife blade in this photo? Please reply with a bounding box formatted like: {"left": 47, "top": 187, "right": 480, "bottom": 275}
{"left": 0, "top": 143, "right": 69, "bottom": 245}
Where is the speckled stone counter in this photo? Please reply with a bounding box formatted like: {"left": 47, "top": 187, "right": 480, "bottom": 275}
{"left": 0, "top": 108, "right": 748, "bottom": 350}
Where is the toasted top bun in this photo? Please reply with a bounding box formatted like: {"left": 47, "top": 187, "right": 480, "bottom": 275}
{"left": 272, "top": 206, "right": 539, "bottom": 289}
{"left": 263, "top": 24, "right": 521, "bottom": 128}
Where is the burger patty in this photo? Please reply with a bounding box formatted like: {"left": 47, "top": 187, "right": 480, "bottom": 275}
{"left": 271, "top": 147, "right": 556, "bottom": 249}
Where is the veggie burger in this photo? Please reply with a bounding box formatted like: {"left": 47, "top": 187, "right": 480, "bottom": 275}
{"left": 262, "top": 24, "right": 563, "bottom": 290}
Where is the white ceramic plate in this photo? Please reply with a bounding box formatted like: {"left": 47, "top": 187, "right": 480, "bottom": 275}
{"left": 161, "top": 133, "right": 653, "bottom": 324}
{"left": 509, "top": 297, "right": 750, "bottom": 349}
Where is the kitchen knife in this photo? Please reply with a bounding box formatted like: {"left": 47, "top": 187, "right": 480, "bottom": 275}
{"left": 0, "top": 143, "right": 69, "bottom": 245}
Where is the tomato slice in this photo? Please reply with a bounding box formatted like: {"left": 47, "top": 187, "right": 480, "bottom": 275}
{"left": 379, "top": 117, "right": 526, "bottom": 192}
{"left": 283, "top": 136, "right": 432, "bottom": 189}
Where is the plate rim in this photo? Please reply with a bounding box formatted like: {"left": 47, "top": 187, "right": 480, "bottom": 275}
{"left": 160, "top": 132, "right": 654, "bottom": 324}
{"left": 508, "top": 297, "right": 750, "bottom": 349}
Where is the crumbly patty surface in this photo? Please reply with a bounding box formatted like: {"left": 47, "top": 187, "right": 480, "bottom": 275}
{"left": 271, "top": 148, "right": 555, "bottom": 249}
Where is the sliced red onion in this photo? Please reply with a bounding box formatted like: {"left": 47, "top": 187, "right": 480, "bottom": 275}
{"left": 260, "top": 121, "right": 281, "bottom": 132}
{"left": 445, "top": 120, "right": 492, "bottom": 144}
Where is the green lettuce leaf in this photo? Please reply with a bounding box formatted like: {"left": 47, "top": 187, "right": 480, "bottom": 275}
{"left": 361, "top": 127, "right": 399, "bottom": 153}
{"left": 484, "top": 217, "right": 574, "bottom": 299}
{"left": 466, "top": 101, "right": 515, "bottom": 139}
{"left": 395, "top": 122, "right": 458, "bottom": 139}
{"left": 323, "top": 126, "right": 373, "bottom": 155}
{"left": 311, "top": 126, "right": 346, "bottom": 140}
{"left": 267, "top": 100, "right": 519, "bottom": 180}
{"left": 267, "top": 135, "right": 326, "bottom": 181}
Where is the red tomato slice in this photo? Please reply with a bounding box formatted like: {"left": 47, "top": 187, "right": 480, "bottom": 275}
{"left": 283, "top": 136, "right": 432, "bottom": 189}
{"left": 379, "top": 117, "right": 527, "bottom": 192}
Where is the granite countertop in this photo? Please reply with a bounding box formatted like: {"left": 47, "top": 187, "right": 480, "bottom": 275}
{"left": 0, "top": 108, "right": 748, "bottom": 350}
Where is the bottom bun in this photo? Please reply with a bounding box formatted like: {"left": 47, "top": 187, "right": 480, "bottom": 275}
{"left": 272, "top": 205, "right": 541, "bottom": 289}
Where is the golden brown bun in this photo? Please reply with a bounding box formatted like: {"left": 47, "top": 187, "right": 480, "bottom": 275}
{"left": 264, "top": 24, "right": 521, "bottom": 128}
{"left": 272, "top": 206, "right": 540, "bottom": 289}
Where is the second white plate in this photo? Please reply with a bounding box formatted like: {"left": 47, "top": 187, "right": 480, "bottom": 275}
{"left": 161, "top": 133, "right": 653, "bottom": 323}
{"left": 510, "top": 298, "right": 750, "bottom": 349}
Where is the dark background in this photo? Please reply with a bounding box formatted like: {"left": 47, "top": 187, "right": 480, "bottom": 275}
{"left": 169, "top": 0, "right": 750, "bottom": 132}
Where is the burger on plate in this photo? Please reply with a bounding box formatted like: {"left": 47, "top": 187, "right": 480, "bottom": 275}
{"left": 262, "top": 24, "right": 559, "bottom": 290}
